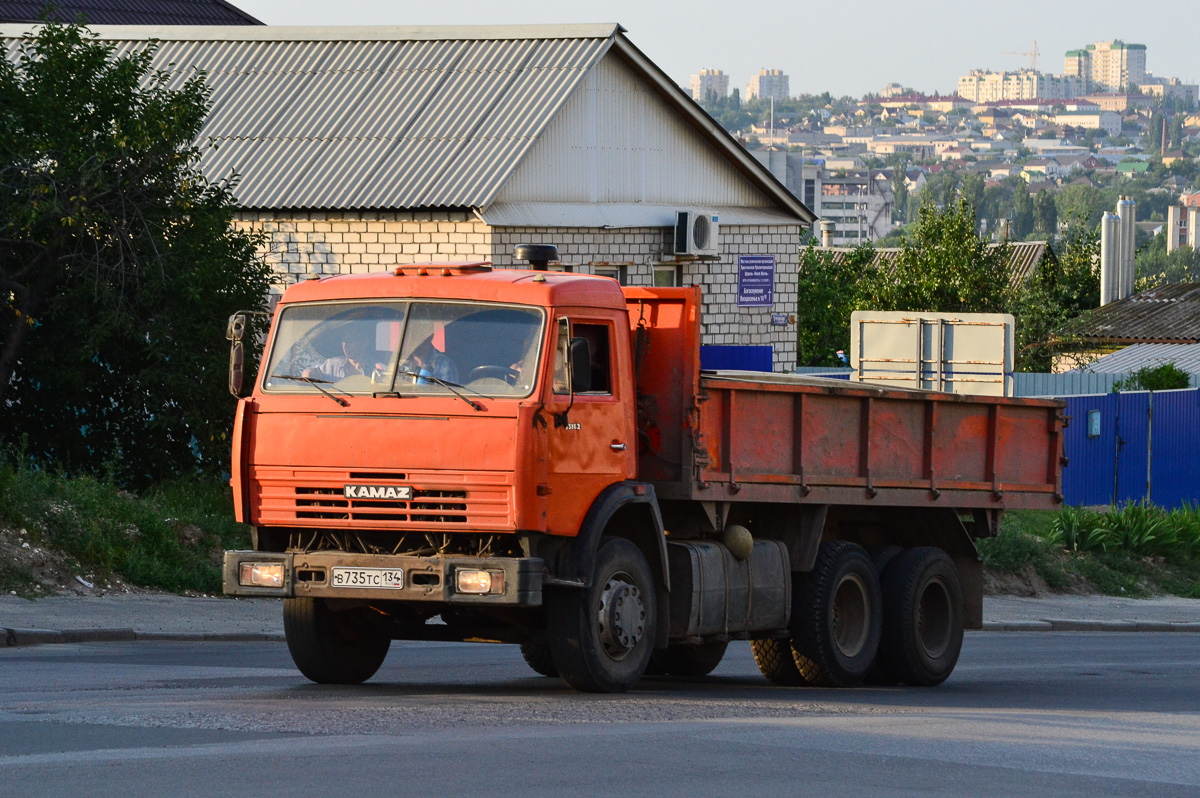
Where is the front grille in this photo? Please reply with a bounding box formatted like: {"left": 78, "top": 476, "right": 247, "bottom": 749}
{"left": 253, "top": 467, "right": 511, "bottom": 530}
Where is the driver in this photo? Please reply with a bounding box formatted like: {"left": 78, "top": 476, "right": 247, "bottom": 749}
{"left": 404, "top": 337, "right": 459, "bottom": 384}
{"left": 302, "top": 336, "right": 374, "bottom": 382}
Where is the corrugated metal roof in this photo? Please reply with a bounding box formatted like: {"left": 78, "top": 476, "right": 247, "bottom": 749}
{"left": 1070, "top": 283, "right": 1200, "bottom": 344}
{"left": 0, "top": 25, "right": 616, "bottom": 210}
{"left": 801, "top": 241, "right": 1055, "bottom": 286}
{"left": 0, "top": 0, "right": 261, "bottom": 25}
{"left": 1082, "top": 343, "right": 1200, "bottom": 374}
{"left": 0, "top": 23, "right": 813, "bottom": 223}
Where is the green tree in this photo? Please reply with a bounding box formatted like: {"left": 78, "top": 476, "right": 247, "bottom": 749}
{"left": 1012, "top": 220, "right": 1100, "bottom": 371}
{"left": 795, "top": 242, "right": 876, "bottom": 367}
{"left": 1011, "top": 179, "right": 1035, "bottom": 239}
{"left": 1033, "top": 190, "right": 1058, "bottom": 239}
{"left": 0, "top": 22, "right": 273, "bottom": 486}
{"left": 959, "top": 173, "right": 985, "bottom": 216}
{"left": 867, "top": 198, "right": 1010, "bottom": 314}
{"left": 1136, "top": 231, "right": 1200, "bottom": 287}
{"left": 796, "top": 200, "right": 1101, "bottom": 373}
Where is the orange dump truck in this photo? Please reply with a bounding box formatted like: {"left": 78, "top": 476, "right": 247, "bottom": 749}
{"left": 223, "top": 259, "right": 1064, "bottom": 693}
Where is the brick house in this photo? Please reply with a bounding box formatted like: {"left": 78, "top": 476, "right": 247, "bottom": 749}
{"left": 3, "top": 23, "right": 815, "bottom": 370}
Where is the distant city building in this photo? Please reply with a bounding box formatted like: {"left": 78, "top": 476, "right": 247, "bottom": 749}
{"left": 690, "top": 68, "right": 728, "bottom": 101}
{"left": 957, "top": 69, "right": 1082, "bottom": 102}
{"left": 1135, "top": 76, "right": 1200, "bottom": 104}
{"left": 750, "top": 152, "right": 892, "bottom": 243}
{"left": 747, "top": 69, "right": 789, "bottom": 101}
{"left": 1054, "top": 110, "right": 1123, "bottom": 137}
{"left": 1064, "top": 41, "right": 1147, "bottom": 92}
{"left": 1080, "top": 93, "right": 1153, "bottom": 113}
{"left": 879, "top": 82, "right": 912, "bottom": 98}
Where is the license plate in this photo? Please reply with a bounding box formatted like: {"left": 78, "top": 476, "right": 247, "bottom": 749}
{"left": 330, "top": 567, "right": 405, "bottom": 589}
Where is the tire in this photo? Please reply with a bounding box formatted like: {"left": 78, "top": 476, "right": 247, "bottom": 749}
{"left": 519, "top": 642, "right": 558, "bottom": 677}
{"left": 790, "top": 541, "right": 882, "bottom": 688}
{"left": 867, "top": 544, "right": 904, "bottom": 576}
{"left": 878, "top": 547, "right": 964, "bottom": 687}
{"left": 864, "top": 544, "right": 905, "bottom": 686}
{"left": 283, "top": 597, "right": 390, "bottom": 684}
{"left": 547, "top": 537, "right": 657, "bottom": 693}
{"left": 653, "top": 641, "right": 728, "bottom": 677}
{"left": 752, "top": 638, "right": 804, "bottom": 686}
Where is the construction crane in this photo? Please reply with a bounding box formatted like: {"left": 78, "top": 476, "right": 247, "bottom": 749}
{"left": 1001, "top": 40, "right": 1040, "bottom": 71}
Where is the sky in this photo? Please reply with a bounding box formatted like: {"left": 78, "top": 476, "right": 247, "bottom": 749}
{"left": 232, "top": 0, "right": 1197, "bottom": 99}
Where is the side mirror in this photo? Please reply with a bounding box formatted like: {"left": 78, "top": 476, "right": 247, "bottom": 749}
{"left": 569, "top": 337, "right": 591, "bottom": 394}
{"left": 227, "top": 312, "right": 248, "bottom": 398}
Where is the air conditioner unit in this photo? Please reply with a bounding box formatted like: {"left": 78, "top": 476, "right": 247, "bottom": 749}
{"left": 674, "top": 211, "right": 720, "bottom": 256}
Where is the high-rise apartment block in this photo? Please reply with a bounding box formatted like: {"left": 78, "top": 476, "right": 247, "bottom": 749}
{"left": 1064, "top": 41, "right": 1147, "bottom": 92}
{"left": 690, "top": 68, "right": 728, "bottom": 101}
{"left": 747, "top": 69, "right": 789, "bottom": 102}
{"left": 957, "top": 69, "right": 1082, "bottom": 102}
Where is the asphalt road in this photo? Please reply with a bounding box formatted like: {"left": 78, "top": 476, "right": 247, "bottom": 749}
{"left": 1, "top": 634, "right": 1197, "bottom": 797}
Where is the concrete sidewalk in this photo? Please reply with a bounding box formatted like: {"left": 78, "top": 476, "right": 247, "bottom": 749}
{"left": 2, "top": 593, "right": 1199, "bottom": 647}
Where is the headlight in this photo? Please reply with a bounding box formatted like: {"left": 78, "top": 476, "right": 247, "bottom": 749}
{"left": 455, "top": 569, "right": 505, "bottom": 595}
{"left": 239, "top": 562, "right": 285, "bottom": 588}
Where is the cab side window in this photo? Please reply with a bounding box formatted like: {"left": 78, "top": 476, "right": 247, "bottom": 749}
{"left": 572, "top": 322, "right": 612, "bottom": 395}
{"left": 551, "top": 319, "right": 613, "bottom": 395}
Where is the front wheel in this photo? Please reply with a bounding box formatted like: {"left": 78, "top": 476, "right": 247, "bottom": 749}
{"left": 283, "top": 597, "right": 390, "bottom": 684}
{"left": 547, "top": 537, "right": 657, "bottom": 693}
{"left": 518, "top": 642, "right": 558, "bottom": 677}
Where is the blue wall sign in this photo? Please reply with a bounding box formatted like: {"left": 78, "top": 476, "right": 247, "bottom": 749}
{"left": 737, "top": 255, "right": 775, "bottom": 307}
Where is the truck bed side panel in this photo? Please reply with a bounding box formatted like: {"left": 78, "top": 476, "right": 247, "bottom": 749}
{"left": 690, "top": 377, "right": 1063, "bottom": 510}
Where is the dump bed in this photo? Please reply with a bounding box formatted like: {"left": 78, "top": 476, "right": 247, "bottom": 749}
{"left": 624, "top": 287, "right": 1064, "bottom": 510}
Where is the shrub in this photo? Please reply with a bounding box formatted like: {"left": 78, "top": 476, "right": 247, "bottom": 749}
{"left": 1112, "top": 363, "right": 1192, "bottom": 392}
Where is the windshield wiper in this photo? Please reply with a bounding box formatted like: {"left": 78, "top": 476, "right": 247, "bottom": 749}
{"left": 395, "top": 369, "right": 484, "bottom": 412}
{"left": 270, "top": 374, "right": 350, "bottom": 407}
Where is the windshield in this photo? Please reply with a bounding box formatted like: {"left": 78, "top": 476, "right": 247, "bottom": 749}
{"left": 262, "top": 301, "right": 544, "bottom": 398}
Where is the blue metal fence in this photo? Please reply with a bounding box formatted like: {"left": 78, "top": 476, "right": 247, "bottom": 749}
{"left": 1062, "top": 389, "right": 1200, "bottom": 508}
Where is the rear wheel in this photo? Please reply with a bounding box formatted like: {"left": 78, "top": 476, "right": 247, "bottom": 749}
{"left": 547, "top": 537, "right": 657, "bottom": 693}
{"left": 878, "top": 547, "right": 964, "bottom": 687}
{"left": 283, "top": 597, "right": 390, "bottom": 684}
{"left": 752, "top": 638, "right": 804, "bottom": 686}
{"left": 790, "top": 541, "right": 882, "bottom": 687}
{"left": 653, "top": 641, "right": 728, "bottom": 677}
{"left": 864, "top": 544, "right": 905, "bottom": 686}
{"left": 519, "top": 642, "right": 558, "bottom": 677}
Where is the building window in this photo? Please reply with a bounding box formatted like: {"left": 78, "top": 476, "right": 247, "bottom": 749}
{"left": 652, "top": 265, "right": 678, "bottom": 287}
{"left": 591, "top": 263, "right": 628, "bottom": 284}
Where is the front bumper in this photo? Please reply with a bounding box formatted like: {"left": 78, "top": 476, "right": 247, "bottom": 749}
{"left": 222, "top": 550, "right": 543, "bottom": 606}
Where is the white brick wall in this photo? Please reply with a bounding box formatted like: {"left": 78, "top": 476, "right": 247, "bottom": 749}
{"left": 236, "top": 212, "right": 801, "bottom": 371}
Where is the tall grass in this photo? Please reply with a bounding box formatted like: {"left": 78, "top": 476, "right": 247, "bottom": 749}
{"left": 0, "top": 464, "right": 252, "bottom": 593}
{"left": 980, "top": 504, "right": 1200, "bottom": 598}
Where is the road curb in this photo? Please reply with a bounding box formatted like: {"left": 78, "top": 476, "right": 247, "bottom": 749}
{"left": 3, "top": 628, "right": 284, "bottom": 647}
{"left": 979, "top": 620, "right": 1200, "bottom": 632}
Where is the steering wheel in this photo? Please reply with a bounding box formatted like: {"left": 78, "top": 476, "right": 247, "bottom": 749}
{"left": 469, "top": 365, "right": 518, "bottom": 385}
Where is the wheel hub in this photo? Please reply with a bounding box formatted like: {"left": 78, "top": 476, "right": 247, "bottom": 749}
{"left": 831, "top": 573, "right": 870, "bottom": 658}
{"left": 597, "top": 575, "right": 646, "bottom": 660}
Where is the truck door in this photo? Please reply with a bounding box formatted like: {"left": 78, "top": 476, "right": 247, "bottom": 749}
{"left": 544, "top": 315, "right": 634, "bottom": 535}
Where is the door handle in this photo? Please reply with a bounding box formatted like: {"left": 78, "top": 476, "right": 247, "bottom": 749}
{"left": 610, "top": 442, "right": 627, "bottom": 452}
